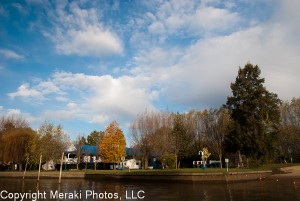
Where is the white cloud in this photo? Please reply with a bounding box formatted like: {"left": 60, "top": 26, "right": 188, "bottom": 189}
{"left": 7, "top": 109, "right": 21, "bottom": 116}
{"left": 0, "top": 49, "right": 24, "bottom": 60}
{"left": 42, "top": 102, "right": 82, "bottom": 122}
{"left": 88, "top": 115, "right": 108, "bottom": 124}
{"left": 130, "top": 47, "right": 182, "bottom": 77}
{"left": 9, "top": 72, "right": 156, "bottom": 126}
{"left": 134, "top": 0, "right": 299, "bottom": 108}
{"left": 55, "top": 96, "right": 69, "bottom": 102}
{"left": 190, "top": 6, "right": 239, "bottom": 34}
{"left": 83, "top": 75, "right": 157, "bottom": 118}
{"left": 67, "top": 102, "right": 77, "bottom": 109}
{"left": 56, "top": 25, "right": 123, "bottom": 56}
{"left": 0, "top": 106, "right": 38, "bottom": 127}
{"left": 8, "top": 84, "right": 42, "bottom": 99}
{"left": 8, "top": 80, "right": 64, "bottom": 101}
{"left": 36, "top": 81, "right": 62, "bottom": 94}
{"left": 43, "top": 109, "right": 78, "bottom": 121}
{"left": 146, "top": 0, "right": 240, "bottom": 38}
{"left": 45, "top": 2, "right": 123, "bottom": 56}
{"left": 152, "top": 23, "right": 299, "bottom": 107}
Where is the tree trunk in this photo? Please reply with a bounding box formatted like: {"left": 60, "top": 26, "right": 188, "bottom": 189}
{"left": 219, "top": 154, "right": 222, "bottom": 169}
{"left": 76, "top": 157, "right": 80, "bottom": 170}
{"left": 144, "top": 156, "right": 149, "bottom": 169}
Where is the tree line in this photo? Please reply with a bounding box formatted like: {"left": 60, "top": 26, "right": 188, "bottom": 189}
{"left": 130, "top": 63, "right": 300, "bottom": 168}
{"left": 0, "top": 117, "right": 68, "bottom": 171}
{"left": 130, "top": 108, "right": 230, "bottom": 169}
{"left": 0, "top": 117, "right": 126, "bottom": 171}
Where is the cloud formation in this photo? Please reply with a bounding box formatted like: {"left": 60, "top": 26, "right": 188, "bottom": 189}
{"left": 147, "top": 0, "right": 240, "bottom": 37}
{"left": 0, "top": 49, "right": 24, "bottom": 60}
{"left": 8, "top": 71, "right": 157, "bottom": 125}
{"left": 3, "top": 0, "right": 300, "bottom": 137}
{"left": 128, "top": 0, "right": 300, "bottom": 108}
{"left": 44, "top": 1, "right": 123, "bottom": 56}
{"left": 8, "top": 84, "right": 42, "bottom": 100}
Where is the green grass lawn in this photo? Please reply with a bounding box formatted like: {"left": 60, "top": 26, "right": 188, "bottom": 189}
{"left": 84, "top": 163, "right": 299, "bottom": 175}
{"left": 1, "top": 163, "right": 298, "bottom": 175}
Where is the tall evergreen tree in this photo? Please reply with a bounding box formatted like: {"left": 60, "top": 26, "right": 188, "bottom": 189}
{"left": 87, "top": 130, "right": 104, "bottom": 146}
{"left": 225, "top": 63, "right": 281, "bottom": 162}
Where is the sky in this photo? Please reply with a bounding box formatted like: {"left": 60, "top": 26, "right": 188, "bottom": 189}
{"left": 0, "top": 0, "right": 299, "bottom": 142}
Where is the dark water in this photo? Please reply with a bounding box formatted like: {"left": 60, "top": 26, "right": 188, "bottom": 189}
{"left": 0, "top": 177, "right": 299, "bottom": 201}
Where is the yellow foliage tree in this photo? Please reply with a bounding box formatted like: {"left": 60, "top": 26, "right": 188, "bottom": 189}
{"left": 100, "top": 121, "right": 126, "bottom": 170}
{"left": 202, "top": 147, "right": 211, "bottom": 167}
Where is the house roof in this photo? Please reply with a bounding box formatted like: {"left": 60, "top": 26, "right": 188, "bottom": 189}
{"left": 81, "top": 145, "right": 97, "bottom": 155}
{"left": 65, "top": 143, "right": 77, "bottom": 152}
{"left": 65, "top": 144, "right": 132, "bottom": 156}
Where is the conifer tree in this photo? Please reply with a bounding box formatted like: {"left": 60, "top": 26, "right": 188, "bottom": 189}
{"left": 225, "top": 63, "right": 281, "bottom": 162}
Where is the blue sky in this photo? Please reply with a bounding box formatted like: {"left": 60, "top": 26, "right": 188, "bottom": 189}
{"left": 1, "top": 0, "right": 299, "bottom": 142}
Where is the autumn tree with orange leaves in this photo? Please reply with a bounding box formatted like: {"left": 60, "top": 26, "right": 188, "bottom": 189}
{"left": 100, "top": 121, "right": 126, "bottom": 170}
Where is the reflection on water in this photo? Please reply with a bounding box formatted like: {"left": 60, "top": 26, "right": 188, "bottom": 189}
{"left": 0, "top": 177, "right": 299, "bottom": 201}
